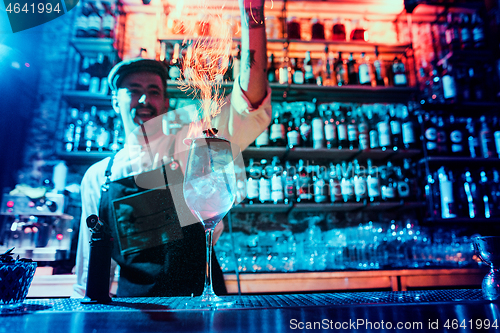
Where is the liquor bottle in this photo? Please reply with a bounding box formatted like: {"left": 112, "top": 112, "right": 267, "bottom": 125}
{"left": 323, "top": 106, "right": 337, "bottom": 149}
{"left": 311, "top": 18, "right": 325, "bottom": 40}
{"left": 471, "top": 13, "right": 486, "bottom": 49}
{"left": 366, "top": 159, "right": 381, "bottom": 202}
{"left": 283, "top": 161, "right": 296, "bottom": 204}
{"left": 169, "top": 43, "right": 182, "bottom": 81}
{"left": 445, "top": 12, "right": 460, "bottom": 53}
{"left": 466, "top": 118, "right": 480, "bottom": 158}
{"left": 479, "top": 170, "right": 493, "bottom": 218}
{"left": 323, "top": 47, "right": 334, "bottom": 86}
{"left": 392, "top": 57, "right": 408, "bottom": 87}
{"left": 438, "top": 166, "right": 457, "bottom": 219}
{"left": 389, "top": 106, "right": 403, "bottom": 150}
{"left": 304, "top": 51, "right": 316, "bottom": 84}
{"left": 331, "top": 18, "right": 346, "bottom": 41}
{"left": 89, "top": 53, "right": 104, "bottom": 94}
{"left": 494, "top": 116, "right": 500, "bottom": 158}
{"left": 401, "top": 104, "right": 418, "bottom": 150}
{"left": 358, "top": 52, "right": 371, "bottom": 86}
{"left": 357, "top": 107, "right": 369, "bottom": 150}
{"left": 259, "top": 159, "right": 272, "bottom": 203}
{"left": 340, "top": 161, "right": 354, "bottom": 203}
{"left": 462, "top": 169, "right": 480, "bottom": 218}
{"left": 299, "top": 105, "right": 312, "bottom": 147}
{"left": 350, "top": 19, "right": 366, "bottom": 41}
{"left": 436, "top": 116, "right": 449, "bottom": 155}
{"left": 372, "top": 46, "right": 385, "bottom": 87}
{"left": 479, "top": 116, "right": 496, "bottom": 158}
{"left": 292, "top": 58, "right": 304, "bottom": 85}
{"left": 286, "top": 117, "right": 300, "bottom": 149}
{"left": 86, "top": 3, "right": 101, "bottom": 38}
{"left": 425, "top": 171, "right": 441, "bottom": 218}
{"left": 491, "top": 169, "right": 500, "bottom": 217}
{"left": 313, "top": 165, "right": 328, "bottom": 203}
{"left": 460, "top": 13, "right": 472, "bottom": 50}
{"left": 429, "top": 63, "right": 445, "bottom": 104}
{"left": 353, "top": 159, "right": 367, "bottom": 203}
{"left": 367, "top": 107, "right": 380, "bottom": 150}
{"left": 270, "top": 157, "right": 284, "bottom": 204}
{"left": 336, "top": 108, "right": 348, "bottom": 149}
{"left": 448, "top": 115, "right": 467, "bottom": 156}
{"left": 64, "top": 108, "right": 79, "bottom": 152}
{"left": 101, "top": 2, "right": 116, "bottom": 39}
{"left": 269, "top": 109, "right": 286, "bottom": 147}
{"left": 469, "top": 67, "right": 485, "bottom": 101}
{"left": 267, "top": 54, "right": 277, "bottom": 83}
{"left": 381, "top": 162, "right": 397, "bottom": 202}
{"left": 246, "top": 159, "right": 260, "bottom": 204}
{"left": 311, "top": 100, "right": 324, "bottom": 149}
{"left": 328, "top": 163, "right": 342, "bottom": 203}
{"left": 403, "top": 158, "right": 418, "bottom": 201}
{"left": 296, "top": 160, "right": 313, "bottom": 203}
{"left": 441, "top": 62, "right": 457, "bottom": 102}
{"left": 346, "top": 107, "right": 358, "bottom": 150}
{"left": 76, "top": 57, "right": 92, "bottom": 91}
{"left": 334, "top": 52, "right": 346, "bottom": 86}
{"left": 287, "top": 17, "right": 301, "bottom": 39}
{"left": 376, "top": 107, "right": 391, "bottom": 151}
{"left": 75, "top": 4, "right": 89, "bottom": 37}
{"left": 423, "top": 113, "right": 438, "bottom": 155}
{"left": 255, "top": 128, "right": 270, "bottom": 147}
{"left": 347, "top": 53, "right": 358, "bottom": 85}
{"left": 84, "top": 106, "right": 99, "bottom": 152}
{"left": 279, "top": 46, "right": 290, "bottom": 84}
{"left": 395, "top": 166, "right": 410, "bottom": 200}
{"left": 233, "top": 44, "right": 241, "bottom": 81}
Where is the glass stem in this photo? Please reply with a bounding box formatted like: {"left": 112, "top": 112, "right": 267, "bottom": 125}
{"left": 203, "top": 228, "right": 216, "bottom": 298}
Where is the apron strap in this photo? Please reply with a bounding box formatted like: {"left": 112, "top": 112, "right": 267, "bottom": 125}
{"left": 101, "top": 154, "right": 116, "bottom": 192}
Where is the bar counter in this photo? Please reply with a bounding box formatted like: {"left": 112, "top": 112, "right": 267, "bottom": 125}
{"left": 2, "top": 289, "right": 499, "bottom": 332}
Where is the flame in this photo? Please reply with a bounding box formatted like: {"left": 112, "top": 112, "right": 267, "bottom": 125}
{"left": 176, "top": 1, "right": 233, "bottom": 140}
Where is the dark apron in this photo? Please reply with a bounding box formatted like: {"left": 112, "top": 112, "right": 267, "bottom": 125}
{"left": 98, "top": 148, "right": 227, "bottom": 297}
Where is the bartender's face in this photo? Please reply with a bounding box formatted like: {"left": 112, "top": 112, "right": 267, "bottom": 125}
{"left": 113, "top": 71, "right": 169, "bottom": 136}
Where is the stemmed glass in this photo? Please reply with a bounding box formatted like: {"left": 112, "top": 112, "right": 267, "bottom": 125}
{"left": 183, "top": 130, "right": 237, "bottom": 307}
{"left": 472, "top": 236, "right": 500, "bottom": 300}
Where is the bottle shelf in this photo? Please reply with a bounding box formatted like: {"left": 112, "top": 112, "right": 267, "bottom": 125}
{"left": 62, "top": 91, "right": 112, "bottom": 108}
{"left": 243, "top": 147, "right": 421, "bottom": 163}
{"left": 70, "top": 38, "right": 116, "bottom": 57}
{"left": 419, "top": 156, "right": 500, "bottom": 166}
{"left": 232, "top": 201, "right": 425, "bottom": 214}
{"left": 423, "top": 217, "right": 500, "bottom": 224}
{"left": 437, "top": 49, "right": 494, "bottom": 66}
{"left": 58, "top": 151, "right": 114, "bottom": 163}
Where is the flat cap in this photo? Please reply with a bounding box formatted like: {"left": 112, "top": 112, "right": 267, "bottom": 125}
{"left": 107, "top": 58, "right": 168, "bottom": 91}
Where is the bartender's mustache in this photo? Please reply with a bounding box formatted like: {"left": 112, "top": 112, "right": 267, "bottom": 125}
{"left": 131, "top": 104, "right": 158, "bottom": 122}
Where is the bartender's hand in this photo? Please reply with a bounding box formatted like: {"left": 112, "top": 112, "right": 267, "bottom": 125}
{"left": 238, "top": 0, "right": 268, "bottom": 108}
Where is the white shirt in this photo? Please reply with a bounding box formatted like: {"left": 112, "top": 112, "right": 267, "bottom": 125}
{"left": 72, "top": 79, "right": 272, "bottom": 297}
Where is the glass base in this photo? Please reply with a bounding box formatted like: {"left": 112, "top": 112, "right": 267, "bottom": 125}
{"left": 184, "top": 294, "right": 234, "bottom": 309}
{"left": 0, "top": 302, "right": 24, "bottom": 311}
{"left": 482, "top": 268, "right": 500, "bottom": 301}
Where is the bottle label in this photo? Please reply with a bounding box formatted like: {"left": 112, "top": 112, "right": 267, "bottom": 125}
{"left": 75, "top": 15, "right": 88, "bottom": 33}
{"left": 293, "top": 71, "right": 304, "bottom": 84}
{"left": 169, "top": 66, "right": 181, "bottom": 80}
{"left": 324, "top": 123, "right": 336, "bottom": 141}
{"left": 347, "top": 124, "right": 358, "bottom": 142}
{"left": 358, "top": 133, "right": 369, "bottom": 150}
{"left": 442, "top": 75, "right": 457, "bottom": 99}
{"left": 358, "top": 64, "right": 370, "bottom": 84}
{"left": 314, "top": 179, "right": 327, "bottom": 203}
{"left": 338, "top": 124, "right": 347, "bottom": 141}
{"left": 279, "top": 67, "right": 289, "bottom": 84}
{"left": 287, "top": 130, "right": 300, "bottom": 146}
{"left": 270, "top": 123, "right": 285, "bottom": 141}
{"left": 397, "top": 181, "right": 410, "bottom": 198}
{"left": 312, "top": 118, "right": 324, "bottom": 140}
{"left": 439, "top": 179, "right": 457, "bottom": 218}
{"left": 340, "top": 179, "right": 354, "bottom": 196}
{"left": 369, "top": 130, "right": 379, "bottom": 148}
{"left": 271, "top": 175, "right": 283, "bottom": 191}
{"left": 382, "top": 185, "right": 396, "bottom": 199}
{"left": 329, "top": 179, "right": 342, "bottom": 201}
{"left": 255, "top": 128, "right": 269, "bottom": 147}
{"left": 461, "top": 28, "right": 471, "bottom": 44}
{"left": 358, "top": 122, "right": 368, "bottom": 134}
{"left": 402, "top": 122, "right": 415, "bottom": 144}
{"left": 425, "top": 127, "right": 437, "bottom": 140}
{"left": 394, "top": 73, "right": 407, "bottom": 86}
{"left": 87, "top": 15, "right": 101, "bottom": 34}
{"left": 450, "top": 130, "right": 463, "bottom": 152}
{"left": 377, "top": 122, "right": 390, "bottom": 147}
{"left": 259, "top": 178, "right": 271, "bottom": 202}
{"left": 298, "top": 176, "right": 313, "bottom": 200}
{"left": 473, "top": 27, "right": 485, "bottom": 43}
{"left": 102, "top": 15, "right": 115, "bottom": 33}
{"left": 247, "top": 178, "right": 259, "bottom": 199}
{"left": 480, "top": 130, "right": 494, "bottom": 158}
{"left": 285, "top": 178, "right": 296, "bottom": 200}
{"left": 300, "top": 122, "right": 312, "bottom": 140}
{"left": 390, "top": 120, "right": 402, "bottom": 135}
{"left": 367, "top": 177, "right": 380, "bottom": 198}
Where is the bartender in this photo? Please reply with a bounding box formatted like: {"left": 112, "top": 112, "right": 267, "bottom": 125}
{"left": 72, "top": 0, "right": 271, "bottom": 297}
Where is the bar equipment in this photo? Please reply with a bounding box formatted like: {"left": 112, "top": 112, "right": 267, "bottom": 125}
{"left": 183, "top": 129, "right": 237, "bottom": 308}
{"left": 472, "top": 236, "right": 500, "bottom": 300}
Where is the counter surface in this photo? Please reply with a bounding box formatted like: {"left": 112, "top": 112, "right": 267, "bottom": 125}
{"left": 2, "top": 289, "right": 499, "bottom": 333}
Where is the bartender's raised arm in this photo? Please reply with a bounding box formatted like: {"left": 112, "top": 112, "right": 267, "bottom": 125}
{"left": 239, "top": 0, "right": 268, "bottom": 108}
